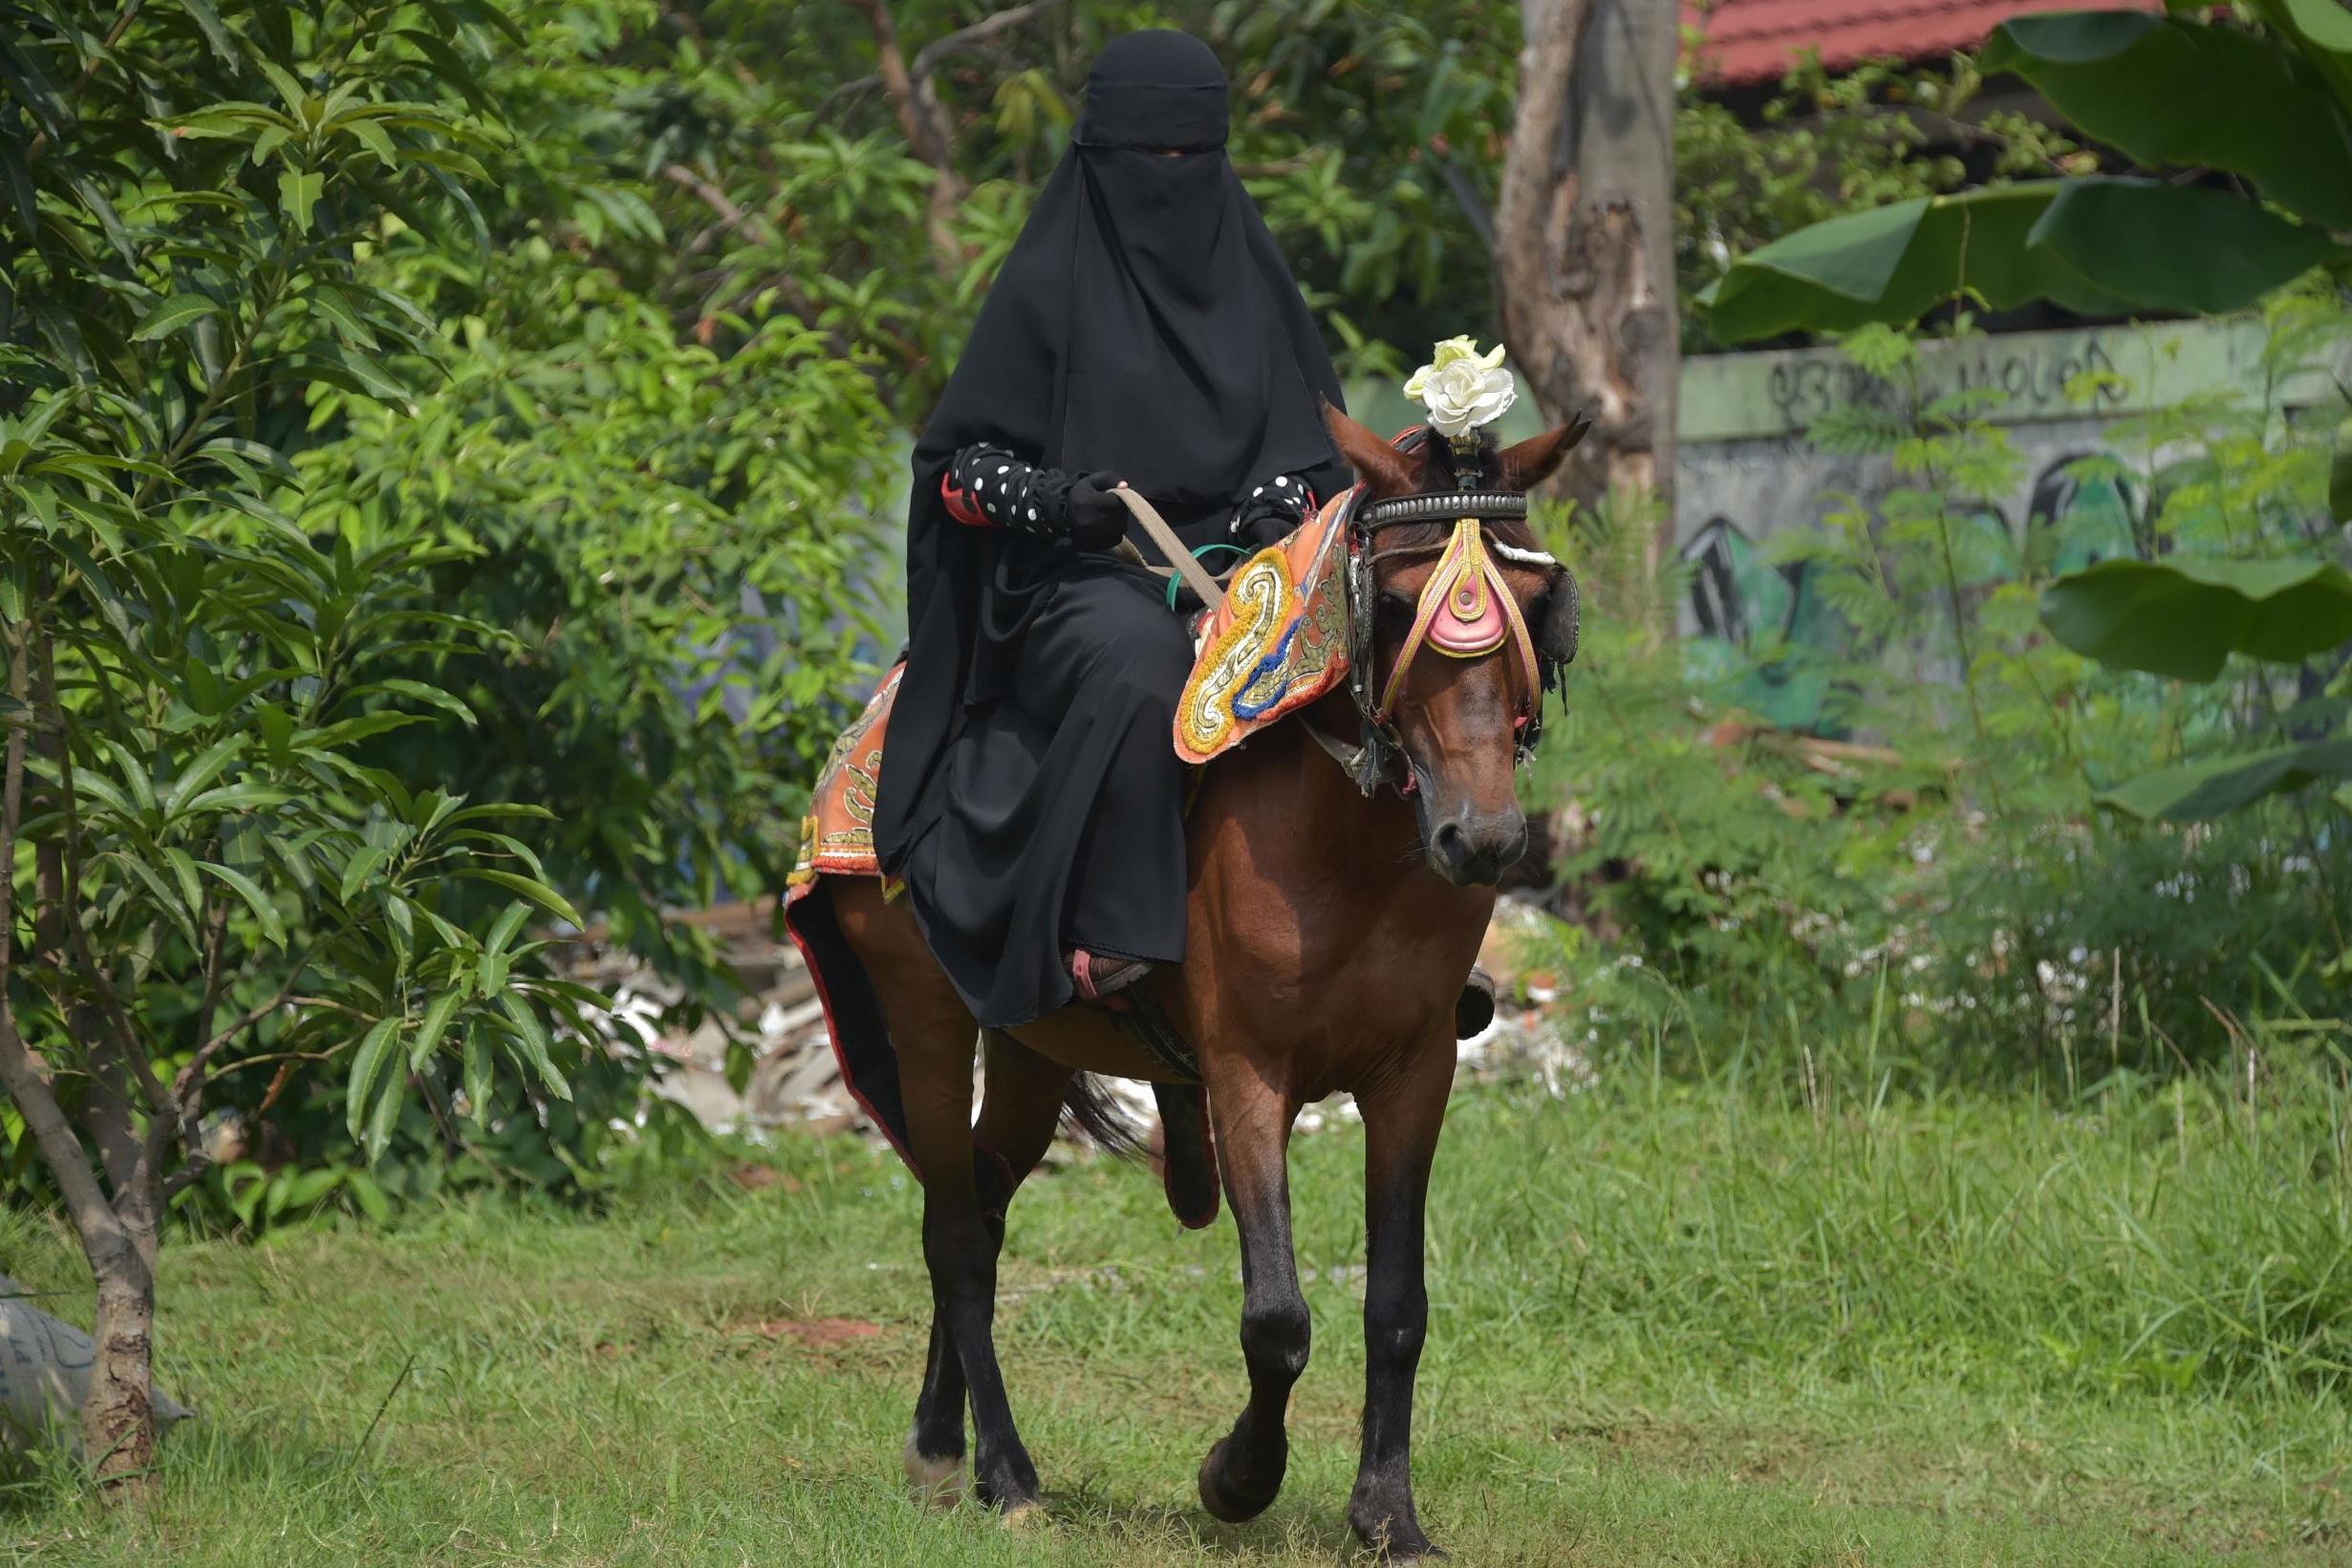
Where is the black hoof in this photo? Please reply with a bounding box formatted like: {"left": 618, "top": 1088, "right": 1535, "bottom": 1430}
{"left": 1198, "top": 1435, "right": 1282, "bottom": 1523}
{"left": 973, "top": 1455, "right": 1042, "bottom": 1515}
{"left": 1350, "top": 1499, "right": 1441, "bottom": 1561}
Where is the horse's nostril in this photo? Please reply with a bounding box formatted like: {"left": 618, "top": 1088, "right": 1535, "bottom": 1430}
{"left": 1427, "top": 818, "right": 1481, "bottom": 885}
{"left": 1427, "top": 812, "right": 1527, "bottom": 888}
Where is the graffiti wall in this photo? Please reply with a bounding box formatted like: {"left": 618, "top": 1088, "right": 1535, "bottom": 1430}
{"left": 1671, "top": 318, "right": 2343, "bottom": 731}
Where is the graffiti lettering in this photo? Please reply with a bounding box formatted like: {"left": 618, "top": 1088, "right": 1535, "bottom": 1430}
{"left": 1766, "top": 337, "right": 2125, "bottom": 432}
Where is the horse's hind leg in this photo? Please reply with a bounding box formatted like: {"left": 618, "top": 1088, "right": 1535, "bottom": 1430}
{"left": 905, "top": 1029, "right": 1071, "bottom": 1506}
{"left": 1197, "top": 1060, "right": 1307, "bottom": 1524}
{"left": 895, "top": 997, "right": 1058, "bottom": 1516}
{"left": 831, "top": 884, "right": 1052, "bottom": 1513}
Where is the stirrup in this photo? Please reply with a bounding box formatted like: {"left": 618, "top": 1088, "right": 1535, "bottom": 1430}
{"left": 1456, "top": 968, "right": 1498, "bottom": 1040}
{"left": 1069, "top": 949, "right": 1154, "bottom": 1004}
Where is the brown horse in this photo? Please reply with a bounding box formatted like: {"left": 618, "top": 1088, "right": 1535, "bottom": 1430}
{"left": 788, "top": 402, "right": 1585, "bottom": 1559}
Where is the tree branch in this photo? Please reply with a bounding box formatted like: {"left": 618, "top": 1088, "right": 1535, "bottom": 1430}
{"left": 909, "top": 0, "right": 1066, "bottom": 81}
{"left": 1435, "top": 151, "right": 1496, "bottom": 254}
{"left": 850, "top": 0, "right": 952, "bottom": 169}
{"left": 846, "top": 0, "right": 1063, "bottom": 272}
{"left": 23, "top": 0, "right": 144, "bottom": 165}
{"left": 809, "top": 73, "right": 882, "bottom": 127}
{"left": 1, "top": 605, "right": 26, "bottom": 1024}
{"left": 35, "top": 635, "right": 168, "bottom": 1120}
{"left": 662, "top": 163, "right": 756, "bottom": 234}
{"left": 192, "top": 895, "right": 230, "bottom": 1059}
{"left": 150, "top": 961, "right": 312, "bottom": 1199}
{"left": 0, "top": 613, "right": 120, "bottom": 1247}
{"left": 0, "top": 1015, "right": 121, "bottom": 1240}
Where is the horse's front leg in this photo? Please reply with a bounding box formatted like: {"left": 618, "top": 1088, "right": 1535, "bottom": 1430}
{"left": 1347, "top": 1042, "right": 1455, "bottom": 1560}
{"left": 1197, "top": 1063, "right": 1307, "bottom": 1523}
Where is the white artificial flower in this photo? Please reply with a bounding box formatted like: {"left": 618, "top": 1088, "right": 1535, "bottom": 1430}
{"left": 1404, "top": 337, "right": 1515, "bottom": 437}
{"left": 1401, "top": 335, "right": 1483, "bottom": 398}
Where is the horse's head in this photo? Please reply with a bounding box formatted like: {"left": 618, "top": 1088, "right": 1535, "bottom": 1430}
{"left": 1323, "top": 400, "right": 1586, "bottom": 888}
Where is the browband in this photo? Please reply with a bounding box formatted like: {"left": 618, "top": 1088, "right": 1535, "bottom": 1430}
{"left": 1356, "top": 491, "right": 1529, "bottom": 527}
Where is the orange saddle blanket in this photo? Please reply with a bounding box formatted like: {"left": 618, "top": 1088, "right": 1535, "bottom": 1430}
{"left": 786, "top": 663, "right": 902, "bottom": 892}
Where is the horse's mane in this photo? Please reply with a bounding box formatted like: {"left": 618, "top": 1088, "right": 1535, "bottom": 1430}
{"left": 1362, "top": 433, "right": 1544, "bottom": 557}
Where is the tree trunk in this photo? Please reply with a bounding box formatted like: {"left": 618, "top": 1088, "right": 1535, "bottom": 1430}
{"left": 0, "top": 609, "right": 162, "bottom": 1493}
{"left": 83, "top": 1217, "right": 159, "bottom": 1487}
{"left": 1494, "top": 0, "right": 1680, "bottom": 561}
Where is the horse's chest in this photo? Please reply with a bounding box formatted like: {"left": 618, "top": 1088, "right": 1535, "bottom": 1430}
{"left": 1197, "top": 881, "right": 1491, "bottom": 1061}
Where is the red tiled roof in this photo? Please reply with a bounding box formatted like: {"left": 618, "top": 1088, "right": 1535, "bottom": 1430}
{"left": 1684, "top": 0, "right": 2165, "bottom": 87}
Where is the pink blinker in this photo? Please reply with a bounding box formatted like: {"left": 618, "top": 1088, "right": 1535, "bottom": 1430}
{"left": 1427, "top": 563, "right": 1506, "bottom": 656}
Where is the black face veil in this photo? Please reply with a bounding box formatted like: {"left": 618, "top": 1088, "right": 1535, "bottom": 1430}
{"left": 874, "top": 30, "right": 1349, "bottom": 876}
{"left": 914, "top": 28, "right": 1346, "bottom": 504}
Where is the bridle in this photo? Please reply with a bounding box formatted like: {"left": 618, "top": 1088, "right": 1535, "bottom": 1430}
{"left": 1114, "top": 436, "right": 1578, "bottom": 799}
{"left": 1317, "top": 441, "right": 1577, "bottom": 798}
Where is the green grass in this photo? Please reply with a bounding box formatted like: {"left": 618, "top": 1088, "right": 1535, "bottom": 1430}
{"left": 7, "top": 1052, "right": 2352, "bottom": 1565}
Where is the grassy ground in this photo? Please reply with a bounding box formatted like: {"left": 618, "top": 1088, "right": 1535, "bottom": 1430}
{"left": 6, "top": 1055, "right": 2352, "bottom": 1566}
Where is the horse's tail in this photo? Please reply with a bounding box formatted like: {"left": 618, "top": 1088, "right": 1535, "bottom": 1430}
{"left": 1058, "top": 1074, "right": 1150, "bottom": 1161}
{"left": 782, "top": 880, "right": 920, "bottom": 1170}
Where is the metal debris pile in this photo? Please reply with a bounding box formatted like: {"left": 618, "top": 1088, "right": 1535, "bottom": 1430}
{"left": 574, "top": 893, "right": 1589, "bottom": 1147}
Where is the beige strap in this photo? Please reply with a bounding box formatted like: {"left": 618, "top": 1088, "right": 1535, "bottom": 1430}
{"left": 1114, "top": 487, "right": 1226, "bottom": 615}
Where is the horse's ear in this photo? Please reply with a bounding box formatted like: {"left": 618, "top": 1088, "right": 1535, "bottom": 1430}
{"left": 1322, "top": 397, "right": 1422, "bottom": 498}
{"left": 1497, "top": 415, "right": 1592, "bottom": 493}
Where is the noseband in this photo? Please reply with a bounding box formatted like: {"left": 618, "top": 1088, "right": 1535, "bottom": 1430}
{"left": 1325, "top": 483, "right": 1569, "bottom": 797}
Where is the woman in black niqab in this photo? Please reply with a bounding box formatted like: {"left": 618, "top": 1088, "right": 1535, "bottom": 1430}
{"left": 871, "top": 29, "right": 1350, "bottom": 1029}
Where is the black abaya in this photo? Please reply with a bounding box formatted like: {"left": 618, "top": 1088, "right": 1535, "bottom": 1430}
{"left": 872, "top": 31, "right": 1350, "bottom": 1027}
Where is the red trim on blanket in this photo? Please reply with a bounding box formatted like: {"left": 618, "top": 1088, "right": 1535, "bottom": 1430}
{"left": 783, "top": 880, "right": 919, "bottom": 1176}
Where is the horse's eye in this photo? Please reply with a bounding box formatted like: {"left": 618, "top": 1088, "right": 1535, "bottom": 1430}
{"left": 1376, "top": 589, "right": 1419, "bottom": 635}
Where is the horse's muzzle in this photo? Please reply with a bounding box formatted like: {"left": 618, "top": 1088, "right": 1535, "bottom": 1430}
{"left": 1424, "top": 805, "right": 1528, "bottom": 888}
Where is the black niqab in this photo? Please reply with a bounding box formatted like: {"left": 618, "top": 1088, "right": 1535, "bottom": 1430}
{"left": 874, "top": 30, "right": 1349, "bottom": 895}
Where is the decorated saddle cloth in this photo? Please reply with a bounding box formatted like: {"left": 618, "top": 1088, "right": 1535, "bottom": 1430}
{"left": 786, "top": 663, "right": 902, "bottom": 893}
{"left": 1173, "top": 492, "right": 1351, "bottom": 764}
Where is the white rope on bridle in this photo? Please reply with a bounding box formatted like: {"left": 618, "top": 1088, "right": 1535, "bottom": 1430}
{"left": 1489, "top": 540, "right": 1558, "bottom": 569}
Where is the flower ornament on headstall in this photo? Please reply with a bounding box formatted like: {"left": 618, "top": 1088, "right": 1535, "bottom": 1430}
{"left": 1334, "top": 337, "right": 1581, "bottom": 795}
{"left": 1402, "top": 335, "right": 1517, "bottom": 438}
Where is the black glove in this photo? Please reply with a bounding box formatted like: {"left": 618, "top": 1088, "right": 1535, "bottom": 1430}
{"left": 1063, "top": 472, "right": 1131, "bottom": 552}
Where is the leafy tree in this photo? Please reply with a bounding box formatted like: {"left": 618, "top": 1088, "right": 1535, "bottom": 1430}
{"left": 291, "top": 1, "right": 915, "bottom": 1067}
{"left": 0, "top": 0, "right": 583, "bottom": 1481}
{"left": 1703, "top": 10, "right": 2352, "bottom": 337}
{"left": 1674, "top": 55, "right": 2086, "bottom": 350}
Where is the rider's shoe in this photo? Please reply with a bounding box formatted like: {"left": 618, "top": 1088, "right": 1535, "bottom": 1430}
{"left": 1069, "top": 949, "right": 1154, "bottom": 1005}
{"left": 1455, "top": 967, "right": 1498, "bottom": 1040}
